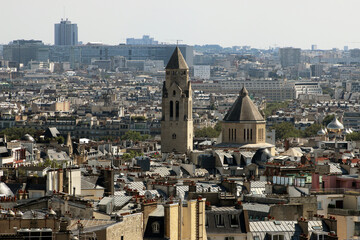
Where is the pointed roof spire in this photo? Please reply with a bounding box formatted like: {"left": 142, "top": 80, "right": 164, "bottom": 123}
{"left": 166, "top": 47, "right": 188, "bottom": 70}
{"left": 240, "top": 86, "right": 249, "bottom": 97}
{"left": 223, "top": 88, "right": 264, "bottom": 122}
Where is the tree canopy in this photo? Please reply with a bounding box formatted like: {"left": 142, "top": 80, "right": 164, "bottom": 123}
{"left": 195, "top": 122, "right": 222, "bottom": 138}
{"left": 264, "top": 102, "right": 289, "bottom": 117}
{"left": 121, "top": 130, "right": 150, "bottom": 141}
{"left": 271, "top": 122, "right": 322, "bottom": 140}
{"left": 0, "top": 127, "right": 41, "bottom": 141}
{"left": 346, "top": 132, "right": 360, "bottom": 141}
{"left": 322, "top": 115, "right": 335, "bottom": 126}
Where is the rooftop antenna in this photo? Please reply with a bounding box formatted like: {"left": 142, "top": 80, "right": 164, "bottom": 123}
{"left": 176, "top": 40, "right": 183, "bottom": 46}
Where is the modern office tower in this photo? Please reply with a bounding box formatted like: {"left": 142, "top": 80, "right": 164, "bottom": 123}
{"left": 311, "top": 45, "right": 317, "bottom": 51}
{"left": 126, "top": 35, "right": 158, "bottom": 45}
{"left": 279, "top": 47, "right": 301, "bottom": 68}
{"left": 54, "top": 19, "right": 78, "bottom": 46}
{"left": 3, "top": 40, "right": 49, "bottom": 65}
{"left": 161, "top": 47, "right": 193, "bottom": 154}
{"left": 350, "top": 49, "right": 360, "bottom": 58}
{"left": 310, "top": 64, "right": 323, "bottom": 77}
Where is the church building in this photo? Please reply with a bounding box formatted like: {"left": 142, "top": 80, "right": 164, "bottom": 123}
{"left": 161, "top": 47, "right": 193, "bottom": 154}
{"left": 221, "top": 86, "right": 266, "bottom": 146}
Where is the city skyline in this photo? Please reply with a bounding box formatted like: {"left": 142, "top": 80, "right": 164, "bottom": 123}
{"left": 2, "top": 0, "right": 360, "bottom": 49}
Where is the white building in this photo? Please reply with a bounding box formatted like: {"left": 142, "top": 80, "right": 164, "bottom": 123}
{"left": 194, "top": 65, "right": 210, "bottom": 80}
{"left": 294, "top": 82, "right": 323, "bottom": 98}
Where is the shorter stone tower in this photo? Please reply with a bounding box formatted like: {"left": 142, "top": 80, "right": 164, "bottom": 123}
{"left": 222, "top": 87, "right": 266, "bottom": 145}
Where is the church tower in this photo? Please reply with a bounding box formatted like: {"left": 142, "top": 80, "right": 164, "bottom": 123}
{"left": 161, "top": 47, "right": 193, "bottom": 154}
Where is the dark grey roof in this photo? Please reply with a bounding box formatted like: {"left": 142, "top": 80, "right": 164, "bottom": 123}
{"left": 223, "top": 87, "right": 264, "bottom": 122}
{"left": 165, "top": 47, "right": 188, "bottom": 70}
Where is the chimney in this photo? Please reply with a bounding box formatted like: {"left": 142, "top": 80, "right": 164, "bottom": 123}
{"left": 298, "top": 217, "right": 309, "bottom": 237}
{"left": 141, "top": 201, "right": 158, "bottom": 234}
{"left": 284, "top": 139, "right": 290, "bottom": 151}
{"left": 323, "top": 216, "right": 337, "bottom": 233}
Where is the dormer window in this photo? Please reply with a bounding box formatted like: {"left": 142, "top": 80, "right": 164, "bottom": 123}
{"left": 173, "top": 90, "right": 176, "bottom": 96}
{"left": 152, "top": 222, "right": 160, "bottom": 234}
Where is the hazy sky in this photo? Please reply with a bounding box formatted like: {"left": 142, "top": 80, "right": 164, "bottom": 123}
{"left": 2, "top": 0, "right": 360, "bottom": 49}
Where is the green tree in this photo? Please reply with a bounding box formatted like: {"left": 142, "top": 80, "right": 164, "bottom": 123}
{"left": 0, "top": 127, "right": 38, "bottom": 141}
{"left": 195, "top": 123, "right": 222, "bottom": 138}
{"left": 271, "top": 122, "right": 302, "bottom": 140}
{"left": 322, "top": 115, "right": 335, "bottom": 126}
{"left": 264, "top": 102, "right": 289, "bottom": 117}
{"left": 303, "top": 124, "right": 322, "bottom": 138}
{"left": 56, "top": 136, "right": 65, "bottom": 144}
{"left": 346, "top": 132, "right": 360, "bottom": 141}
{"left": 121, "top": 131, "right": 150, "bottom": 141}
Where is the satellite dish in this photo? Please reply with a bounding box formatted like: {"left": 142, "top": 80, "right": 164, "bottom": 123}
{"left": 145, "top": 191, "right": 153, "bottom": 200}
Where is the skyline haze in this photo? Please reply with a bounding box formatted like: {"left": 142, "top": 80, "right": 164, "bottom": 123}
{"left": 2, "top": 0, "right": 360, "bottom": 49}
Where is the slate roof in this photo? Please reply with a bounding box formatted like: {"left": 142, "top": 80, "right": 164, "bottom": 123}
{"left": 223, "top": 87, "right": 265, "bottom": 122}
{"left": 165, "top": 47, "right": 188, "bottom": 70}
{"left": 114, "top": 196, "right": 132, "bottom": 208}
{"left": 126, "top": 181, "right": 145, "bottom": 191}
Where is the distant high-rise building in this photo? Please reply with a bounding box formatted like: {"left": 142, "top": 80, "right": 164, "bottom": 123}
{"left": 279, "top": 47, "right": 301, "bottom": 68}
{"left": 3, "top": 40, "right": 49, "bottom": 65}
{"left": 344, "top": 46, "right": 349, "bottom": 51}
{"left": 311, "top": 44, "right": 317, "bottom": 51}
{"left": 54, "top": 19, "right": 78, "bottom": 46}
{"left": 350, "top": 49, "right": 360, "bottom": 58}
{"left": 126, "top": 35, "right": 158, "bottom": 45}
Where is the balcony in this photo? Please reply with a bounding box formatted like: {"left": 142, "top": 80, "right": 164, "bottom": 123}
{"left": 328, "top": 208, "right": 360, "bottom": 216}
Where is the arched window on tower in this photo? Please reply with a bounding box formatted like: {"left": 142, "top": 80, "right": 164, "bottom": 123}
{"left": 172, "top": 133, "right": 176, "bottom": 139}
{"left": 173, "top": 90, "right": 176, "bottom": 96}
{"left": 247, "top": 129, "right": 250, "bottom": 140}
{"left": 229, "top": 129, "right": 231, "bottom": 141}
{"left": 176, "top": 101, "right": 179, "bottom": 119}
{"left": 244, "top": 129, "right": 246, "bottom": 141}
{"left": 170, "top": 101, "right": 173, "bottom": 119}
{"left": 235, "top": 129, "right": 236, "bottom": 141}
{"left": 251, "top": 129, "right": 253, "bottom": 141}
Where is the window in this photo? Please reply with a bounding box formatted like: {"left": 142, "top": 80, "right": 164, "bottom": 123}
{"left": 152, "top": 222, "right": 160, "bottom": 234}
{"left": 244, "top": 129, "right": 246, "bottom": 141}
{"left": 225, "top": 237, "right": 234, "bottom": 240}
{"left": 172, "top": 133, "right": 176, "bottom": 139}
{"left": 317, "top": 201, "right": 322, "bottom": 210}
{"left": 176, "top": 101, "right": 179, "bottom": 119}
{"left": 170, "top": 101, "right": 173, "bottom": 118}
{"left": 229, "top": 129, "right": 231, "bottom": 141}
{"left": 234, "top": 129, "right": 236, "bottom": 141}
{"left": 318, "top": 234, "right": 325, "bottom": 240}
{"left": 247, "top": 129, "right": 249, "bottom": 140}
{"left": 253, "top": 237, "right": 260, "bottom": 240}
{"left": 272, "top": 234, "right": 284, "bottom": 240}
{"left": 250, "top": 129, "right": 253, "bottom": 141}
{"left": 173, "top": 90, "right": 176, "bottom": 96}
{"left": 229, "top": 214, "right": 239, "bottom": 227}
{"left": 355, "top": 222, "right": 360, "bottom": 236}
{"left": 215, "top": 214, "right": 224, "bottom": 227}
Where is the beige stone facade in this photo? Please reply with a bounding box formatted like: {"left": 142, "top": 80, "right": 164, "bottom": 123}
{"left": 164, "top": 199, "right": 207, "bottom": 240}
{"left": 222, "top": 121, "right": 266, "bottom": 144}
{"left": 161, "top": 47, "right": 193, "bottom": 154}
